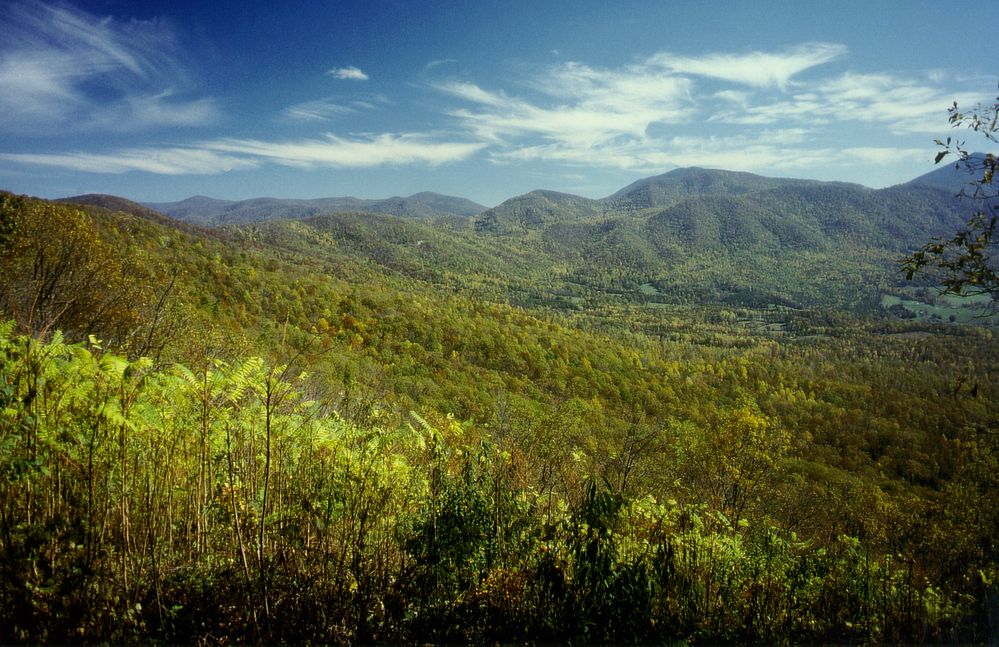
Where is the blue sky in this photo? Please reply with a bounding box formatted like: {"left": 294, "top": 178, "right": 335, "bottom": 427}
{"left": 0, "top": 0, "right": 995, "bottom": 206}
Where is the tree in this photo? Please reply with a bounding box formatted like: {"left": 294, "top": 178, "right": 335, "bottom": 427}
{"left": 0, "top": 192, "right": 166, "bottom": 351}
{"left": 669, "top": 400, "right": 789, "bottom": 526}
{"left": 903, "top": 91, "right": 998, "bottom": 305}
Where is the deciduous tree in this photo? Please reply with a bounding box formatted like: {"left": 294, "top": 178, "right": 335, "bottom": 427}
{"left": 0, "top": 193, "right": 142, "bottom": 342}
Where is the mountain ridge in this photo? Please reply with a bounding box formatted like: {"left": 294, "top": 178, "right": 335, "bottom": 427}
{"left": 4, "top": 160, "right": 979, "bottom": 322}
{"left": 145, "top": 191, "right": 487, "bottom": 226}
{"left": 600, "top": 166, "right": 829, "bottom": 210}
{"left": 57, "top": 162, "right": 981, "bottom": 229}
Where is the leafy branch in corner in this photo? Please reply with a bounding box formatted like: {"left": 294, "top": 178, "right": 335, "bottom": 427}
{"left": 902, "top": 88, "right": 998, "bottom": 307}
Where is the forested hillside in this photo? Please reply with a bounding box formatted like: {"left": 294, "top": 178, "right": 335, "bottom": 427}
{"left": 0, "top": 177, "right": 997, "bottom": 643}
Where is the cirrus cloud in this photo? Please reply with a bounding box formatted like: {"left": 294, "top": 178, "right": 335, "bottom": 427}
{"left": 431, "top": 43, "right": 987, "bottom": 181}
{"left": 0, "top": 148, "right": 257, "bottom": 175}
{"left": 204, "top": 133, "right": 483, "bottom": 168}
{"left": 649, "top": 42, "right": 847, "bottom": 90}
{"left": 0, "top": 132, "right": 485, "bottom": 175}
{"left": 0, "top": 2, "right": 218, "bottom": 135}
{"left": 435, "top": 44, "right": 849, "bottom": 167}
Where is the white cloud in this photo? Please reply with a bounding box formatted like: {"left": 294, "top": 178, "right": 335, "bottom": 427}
{"left": 112, "top": 92, "right": 219, "bottom": 129}
{"left": 487, "top": 126, "right": 927, "bottom": 183}
{"left": 0, "top": 148, "right": 258, "bottom": 175}
{"left": 653, "top": 137, "right": 927, "bottom": 175}
{"left": 1, "top": 132, "right": 485, "bottom": 175}
{"left": 710, "top": 72, "right": 985, "bottom": 134}
{"left": 816, "top": 73, "right": 983, "bottom": 133}
{"left": 328, "top": 66, "right": 369, "bottom": 80}
{"left": 714, "top": 90, "right": 752, "bottom": 107}
{"left": 434, "top": 44, "right": 856, "bottom": 172}
{"left": 435, "top": 43, "right": 985, "bottom": 178}
{"left": 205, "top": 133, "right": 484, "bottom": 168}
{"left": 649, "top": 42, "right": 847, "bottom": 90}
{"left": 282, "top": 95, "right": 390, "bottom": 121}
{"left": 0, "top": 2, "right": 217, "bottom": 134}
{"left": 1, "top": 21, "right": 982, "bottom": 191}
{"left": 424, "top": 58, "right": 458, "bottom": 71}
{"left": 835, "top": 146, "right": 927, "bottom": 166}
{"left": 439, "top": 62, "right": 693, "bottom": 149}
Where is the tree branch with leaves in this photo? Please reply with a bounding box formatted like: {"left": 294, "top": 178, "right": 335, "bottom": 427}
{"left": 903, "top": 91, "right": 999, "bottom": 306}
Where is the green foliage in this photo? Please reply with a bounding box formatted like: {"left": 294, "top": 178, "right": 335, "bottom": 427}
{"left": 669, "top": 400, "right": 789, "bottom": 525}
{"left": 0, "top": 325, "right": 995, "bottom": 643}
{"left": 0, "top": 192, "right": 184, "bottom": 357}
{"left": 0, "top": 193, "right": 139, "bottom": 341}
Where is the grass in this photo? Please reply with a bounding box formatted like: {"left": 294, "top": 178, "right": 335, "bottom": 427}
{"left": 881, "top": 291, "right": 998, "bottom": 325}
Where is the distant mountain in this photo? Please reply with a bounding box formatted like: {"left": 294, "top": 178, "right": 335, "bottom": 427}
{"left": 55, "top": 193, "right": 188, "bottom": 230}
{"left": 903, "top": 152, "right": 991, "bottom": 195}
{"left": 143, "top": 195, "right": 234, "bottom": 223}
{"left": 53, "top": 194, "right": 237, "bottom": 242}
{"left": 395, "top": 192, "right": 488, "bottom": 218}
{"left": 474, "top": 190, "right": 605, "bottom": 234}
{"left": 643, "top": 182, "right": 965, "bottom": 256}
{"left": 473, "top": 167, "right": 920, "bottom": 244}
{"left": 145, "top": 192, "right": 487, "bottom": 226}
{"left": 601, "top": 167, "right": 826, "bottom": 211}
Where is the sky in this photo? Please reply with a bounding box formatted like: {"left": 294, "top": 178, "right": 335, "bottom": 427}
{"left": 0, "top": 0, "right": 996, "bottom": 207}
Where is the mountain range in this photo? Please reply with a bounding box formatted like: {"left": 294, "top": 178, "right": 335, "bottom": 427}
{"left": 471, "top": 165, "right": 967, "bottom": 250}
{"left": 142, "top": 191, "right": 487, "bottom": 226}
{"left": 51, "top": 163, "right": 975, "bottom": 311}
{"left": 102, "top": 164, "right": 973, "bottom": 238}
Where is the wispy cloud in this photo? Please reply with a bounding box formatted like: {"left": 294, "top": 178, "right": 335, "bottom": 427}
{"left": 487, "top": 130, "right": 776, "bottom": 171}
{"left": 644, "top": 136, "right": 928, "bottom": 176}
{"left": 490, "top": 129, "right": 927, "bottom": 180}
{"left": 1, "top": 132, "right": 485, "bottom": 174}
{"left": 425, "top": 58, "right": 458, "bottom": 72}
{"left": 205, "top": 133, "right": 484, "bottom": 168}
{"left": 710, "top": 72, "right": 984, "bottom": 133}
{"left": 328, "top": 66, "right": 369, "bottom": 81}
{"left": 816, "top": 73, "right": 982, "bottom": 133}
{"left": 281, "top": 95, "right": 390, "bottom": 122}
{"left": 435, "top": 44, "right": 850, "bottom": 167}
{"left": 0, "top": 20, "right": 980, "bottom": 190}
{"left": 283, "top": 98, "right": 357, "bottom": 122}
{"left": 649, "top": 43, "right": 847, "bottom": 90}
{"left": 432, "top": 44, "right": 981, "bottom": 179}
{"left": 439, "top": 65, "right": 693, "bottom": 149}
{"left": 0, "top": 2, "right": 218, "bottom": 135}
{"left": 445, "top": 43, "right": 839, "bottom": 149}
{"left": 0, "top": 148, "right": 257, "bottom": 175}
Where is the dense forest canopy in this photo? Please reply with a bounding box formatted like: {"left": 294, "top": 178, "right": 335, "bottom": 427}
{"left": 1, "top": 160, "right": 997, "bottom": 643}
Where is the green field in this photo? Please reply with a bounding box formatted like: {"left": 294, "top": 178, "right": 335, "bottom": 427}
{"left": 881, "top": 290, "right": 998, "bottom": 324}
